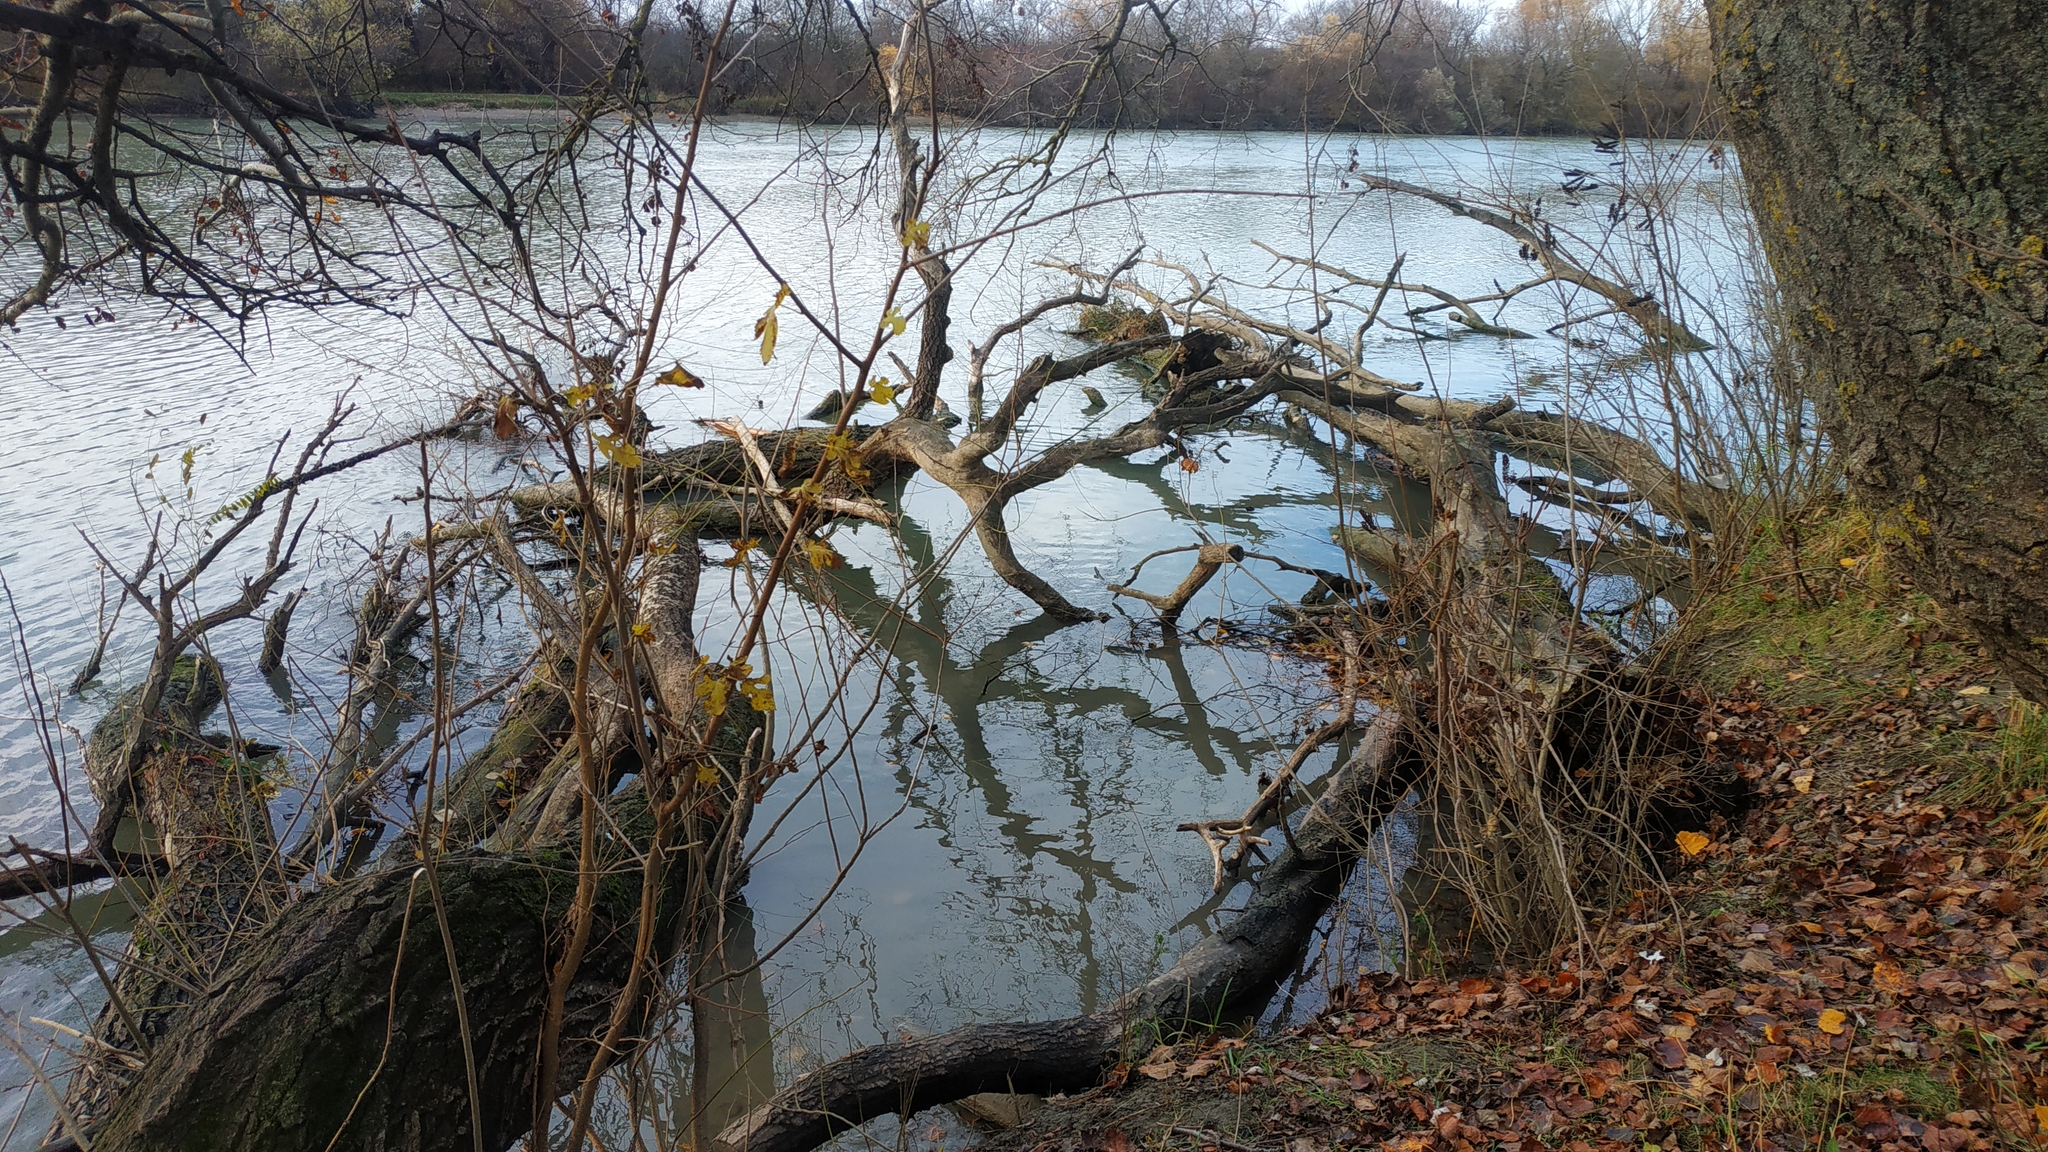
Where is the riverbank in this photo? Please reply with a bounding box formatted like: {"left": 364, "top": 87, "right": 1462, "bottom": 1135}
{"left": 974, "top": 501, "right": 2048, "bottom": 1152}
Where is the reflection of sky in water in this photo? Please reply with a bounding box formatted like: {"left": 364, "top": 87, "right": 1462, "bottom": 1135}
{"left": 0, "top": 122, "right": 1752, "bottom": 1139}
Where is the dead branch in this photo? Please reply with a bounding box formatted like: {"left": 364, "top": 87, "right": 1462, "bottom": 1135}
{"left": 1358, "top": 176, "right": 1713, "bottom": 351}
{"left": 255, "top": 589, "right": 301, "bottom": 675}
{"left": 1178, "top": 632, "right": 1363, "bottom": 885}
{"left": 1108, "top": 542, "right": 1244, "bottom": 626}
{"left": 1253, "top": 241, "right": 1541, "bottom": 339}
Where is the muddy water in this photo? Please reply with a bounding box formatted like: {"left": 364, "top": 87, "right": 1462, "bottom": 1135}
{"left": 0, "top": 122, "right": 1739, "bottom": 1142}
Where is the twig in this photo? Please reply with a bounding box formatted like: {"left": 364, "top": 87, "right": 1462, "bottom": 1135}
{"left": 1177, "top": 631, "right": 1364, "bottom": 881}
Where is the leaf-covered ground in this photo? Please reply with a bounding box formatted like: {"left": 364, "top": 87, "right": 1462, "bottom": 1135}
{"left": 974, "top": 509, "right": 2048, "bottom": 1152}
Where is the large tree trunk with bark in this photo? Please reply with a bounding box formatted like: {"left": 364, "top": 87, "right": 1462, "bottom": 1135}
{"left": 86, "top": 847, "right": 667, "bottom": 1152}
{"left": 1712, "top": 0, "right": 2048, "bottom": 701}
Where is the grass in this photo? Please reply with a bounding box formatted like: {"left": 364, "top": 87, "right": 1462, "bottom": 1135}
{"left": 1768, "top": 1061, "right": 1964, "bottom": 1145}
{"left": 1678, "top": 498, "right": 2021, "bottom": 793}
{"left": 1689, "top": 504, "right": 1973, "bottom": 703}
{"left": 1075, "top": 298, "right": 1169, "bottom": 343}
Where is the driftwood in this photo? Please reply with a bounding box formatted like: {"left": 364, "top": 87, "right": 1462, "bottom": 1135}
{"left": 1108, "top": 542, "right": 1244, "bottom": 626}
{"left": 715, "top": 710, "right": 1416, "bottom": 1152}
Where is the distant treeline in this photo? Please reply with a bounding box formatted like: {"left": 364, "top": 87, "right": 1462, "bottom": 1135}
{"left": 238, "top": 0, "right": 1711, "bottom": 137}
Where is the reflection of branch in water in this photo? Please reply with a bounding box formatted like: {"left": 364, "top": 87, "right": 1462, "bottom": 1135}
{"left": 691, "top": 899, "right": 777, "bottom": 1150}
{"left": 808, "top": 509, "right": 1320, "bottom": 1010}
{"left": 1140, "top": 638, "right": 1230, "bottom": 779}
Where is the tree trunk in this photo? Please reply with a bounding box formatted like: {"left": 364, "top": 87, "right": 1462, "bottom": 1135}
{"left": 86, "top": 846, "right": 674, "bottom": 1152}
{"left": 1713, "top": 0, "right": 2048, "bottom": 701}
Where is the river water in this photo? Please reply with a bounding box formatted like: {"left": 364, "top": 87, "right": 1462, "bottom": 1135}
{"left": 0, "top": 119, "right": 1747, "bottom": 1144}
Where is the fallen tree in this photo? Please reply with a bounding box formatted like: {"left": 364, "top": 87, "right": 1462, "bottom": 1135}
{"left": 0, "top": 4, "right": 1746, "bottom": 1140}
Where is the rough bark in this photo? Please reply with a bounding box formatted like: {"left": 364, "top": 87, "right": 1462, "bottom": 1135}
{"left": 1713, "top": 0, "right": 2048, "bottom": 702}
{"left": 714, "top": 712, "right": 1418, "bottom": 1152}
{"left": 85, "top": 847, "right": 669, "bottom": 1152}
{"left": 63, "top": 654, "right": 289, "bottom": 1129}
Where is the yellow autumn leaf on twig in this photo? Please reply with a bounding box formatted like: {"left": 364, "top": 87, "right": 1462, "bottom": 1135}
{"left": 656, "top": 364, "right": 702, "bottom": 388}
{"left": 868, "top": 376, "right": 896, "bottom": 405}
{"left": 755, "top": 284, "right": 791, "bottom": 364}
{"left": 901, "top": 218, "right": 931, "bottom": 248}
{"left": 881, "top": 307, "right": 907, "bottom": 337}
{"left": 593, "top": 433, "right": 642, "bottom": 468}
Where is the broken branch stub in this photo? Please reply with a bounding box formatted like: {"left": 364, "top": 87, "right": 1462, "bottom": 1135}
{"left": 1109, "top": 542, "right": 1245, "bottom": 625}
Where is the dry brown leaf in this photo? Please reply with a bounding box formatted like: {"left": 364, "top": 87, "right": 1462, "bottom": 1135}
{"left": 492, "top": 394, "right": 519, "bottom": 440}
{"left": 1137, "top": 1062, "right": 1178, "bottom": 1081}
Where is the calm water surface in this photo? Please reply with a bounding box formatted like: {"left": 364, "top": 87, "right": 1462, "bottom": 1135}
{"left": 0, "top": 121, "right": 1743, "bottom": 1142}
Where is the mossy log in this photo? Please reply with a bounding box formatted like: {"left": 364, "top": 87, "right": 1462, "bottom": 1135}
{"left": 85, "top": 844, "right": 672, "bottom": 1152}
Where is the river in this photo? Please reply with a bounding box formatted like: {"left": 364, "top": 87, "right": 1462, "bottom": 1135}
{"left": 0, "top": 119, "right": 1748, "bottom": 1145}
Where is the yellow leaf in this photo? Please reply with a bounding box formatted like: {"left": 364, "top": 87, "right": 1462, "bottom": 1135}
{"left": 869, "top": 378, "right": 896, "bottom": 405}
{"left": 565, "top": 382, "right": 598, "bottom": 406}
{"left": 656, "top": 364, "right": 702, "bottom": 388}
{"left": 1675, "top": 830, "right": 1710, "bottom": 857}
{"left": 901, "top": 218, "right": 931, "bottom": 248}
{"left": 695, "top": 675, "right": 728, "bottom": 719}
{"left": 696, "top": 762, "right": 721, "bottom": 787}
{"left": 881, "top": 307, "right": 907, "bottom": 337}
{"left": 1839, "top": 556, "right": 1860, "bottom": 568}
{"left": 630, "top": 621, "right": 652, "bottom": 640}
{"left": 1817, "top": 1009, "right": 1848, "bottom": 1035}
{"left": 755, "top": 310, "right": 779, "bottom": 364}
{"left": 823, "top": 432, "right": 871, "bottom": 485}
{"left": 1872, "top": 961, "right": 1909, "bottom": 994}
{"left": 593, "top": 433, "right": 643, "bottom": 468}
{"left": 724, "top": 538, "right": 760, "bottom": 567}
{"left": 802, "top": 539, "right": 843, "bottom": 570}
{"left": 2034, "top": 1104, "right": 2048, "bottom": 1134}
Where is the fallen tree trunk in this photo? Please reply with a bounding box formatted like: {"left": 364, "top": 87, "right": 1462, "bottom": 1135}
{"left": 82, "top": 844, "right": 669, "bottom": 1152}
{"left": 714, "top": 710, "right": 1418, "bottom": 1152}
